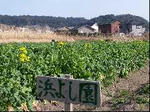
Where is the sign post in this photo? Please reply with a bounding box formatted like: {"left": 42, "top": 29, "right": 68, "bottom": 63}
{"left": 37, "top": 75, "right": 101, "bottom": 111}
{"left": 65, "top": 75, "right": 73, "bottom": 111}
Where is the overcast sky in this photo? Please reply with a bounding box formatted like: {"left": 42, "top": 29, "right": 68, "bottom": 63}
{"left": 0, "top": 0, "right": 149, "bottom": 20}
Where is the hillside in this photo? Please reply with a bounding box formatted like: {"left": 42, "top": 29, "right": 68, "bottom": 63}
{"left": 0, "top": 14, "right": 149, "bottom": 33}
{"left": 0, "top": 15, "right": 88, "bottom": 28}
{"left": 85, "top": 14, "right": 149, "bottom": 33}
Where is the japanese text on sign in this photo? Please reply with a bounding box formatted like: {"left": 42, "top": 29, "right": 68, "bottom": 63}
{"left": 37, "top": 76, "right": 101, "bottom": 107}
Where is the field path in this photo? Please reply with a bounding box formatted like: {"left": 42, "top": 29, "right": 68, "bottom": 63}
{"left": 100, "top": 61, "right": 149, "bottom": 111}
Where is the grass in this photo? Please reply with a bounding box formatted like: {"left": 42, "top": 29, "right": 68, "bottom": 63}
{"left": 0, "top": 31, "right": 75, "bottom": 43}
{"left": 112, "top": 90, "right": 132, "bottom": 109}
{"left": 135, "top": 84, "right": 149, "bottom": 104}
{"left": 112, "top": 83, "right": 150, "bottom": 110}
{"left": 0, "top": 30, "right": 149, "bottom": 43}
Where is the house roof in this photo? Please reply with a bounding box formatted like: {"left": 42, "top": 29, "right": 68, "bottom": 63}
{"left": 68, "top": 27, "right": 74, "bottom": 30}
{"left": 57, "top": 26, "right": 70, "bottom": 31}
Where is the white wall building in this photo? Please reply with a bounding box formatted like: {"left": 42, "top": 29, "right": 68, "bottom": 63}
{"left": 78, "top": 26, "right": 95, "bottom": 34}
{"left": 129, "top": 25, "right": 145, "bottom": 36}
{"left": 91, "top": 23, "right": 99, "bottom": 32}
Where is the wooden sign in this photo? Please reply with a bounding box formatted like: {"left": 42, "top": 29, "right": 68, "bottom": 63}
{"left": 37, "top": 76, "right": 101, "bottom": 107}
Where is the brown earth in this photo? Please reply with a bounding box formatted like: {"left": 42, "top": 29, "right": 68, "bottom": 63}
{"left": 32, "top": 61, "right": 149, "bottom": 111}
{"left": 99, "top": 61, "right": 149, "bottom": 111}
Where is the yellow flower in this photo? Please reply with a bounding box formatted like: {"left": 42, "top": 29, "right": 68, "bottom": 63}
{"left": 19, "top": 47, "right": 30, "bottom": 62}
{"left": 19, "top": 53, "right": 30, "bottom": 62}
{"left": 19, "top": 47, "right": 26, "bottom": 51}
{"left": 23, "top": 49, "right": 27, "bottom": 54}
{"left": 20, "top": 57, "right": 25, "bottom": 62}
{"left": 59, "top": 41, "right": 64, "bottom": 46}
{"left": 20, "top": 47, "right": 27, "bottom": 54}
{"left": 100, "top": 74, "right": 105, "bottom": 81}
{"left": 26, "top": 56, "right": 30, "bottom": 62}
{"left": 20, "top": 53, "right": 26, "bottom": 58}
{"left": 20, "top": 53, "right": 26, "bottom": 62}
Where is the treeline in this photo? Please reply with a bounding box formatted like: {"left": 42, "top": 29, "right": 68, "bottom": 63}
{"left": 0, "top": 15, "right": 87, "bottom": 28}
{"left": 0, "top": 14, "right": 149, "bottom": 33}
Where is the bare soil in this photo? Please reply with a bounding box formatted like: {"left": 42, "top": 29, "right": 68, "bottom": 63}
{"left": 32, "top": 61, "right": 149, "bottom": 111}
{"left": 99, "top": 61, "right": 149, "bottom": 111}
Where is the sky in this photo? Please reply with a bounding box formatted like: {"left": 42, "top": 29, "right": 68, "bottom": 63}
{"left": 0, "top": 0, "right": 149, "bottom": 20}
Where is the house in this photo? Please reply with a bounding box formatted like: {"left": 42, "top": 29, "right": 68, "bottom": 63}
{"left": 98, "top": 21, "right": 120, "bottom": 35}
{"left": 55, "top": 26, "right": 79, "bottom": 35}
{"left": 55, "top": 26, "right": 77, "bottom": 35}
{"left": 119, "top": 33, "right": 125, "bottom": 37}
{"left": 68, "top": 27, "right": 78, "bottom": 35}
{"left": 68, "top": 27, "right": 74, "bottom": 30}
{"left": 78, "top": 26, "right": 95, "bottom": 34}
{"left": 55, "top": 26, "right": 70, "bottom": 34}
{"left": 129, "top": 25, "right": 145, "bottom": 36}
{"left": 91, "top": 23, "right": 99, "bottom": 32}
{"left": 57, "top": 26, "right": 70, "bottom": 31}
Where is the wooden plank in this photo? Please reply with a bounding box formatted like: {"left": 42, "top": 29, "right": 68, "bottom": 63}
{"left": 37, "top": 76, "right": 101, "bottom": 107}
